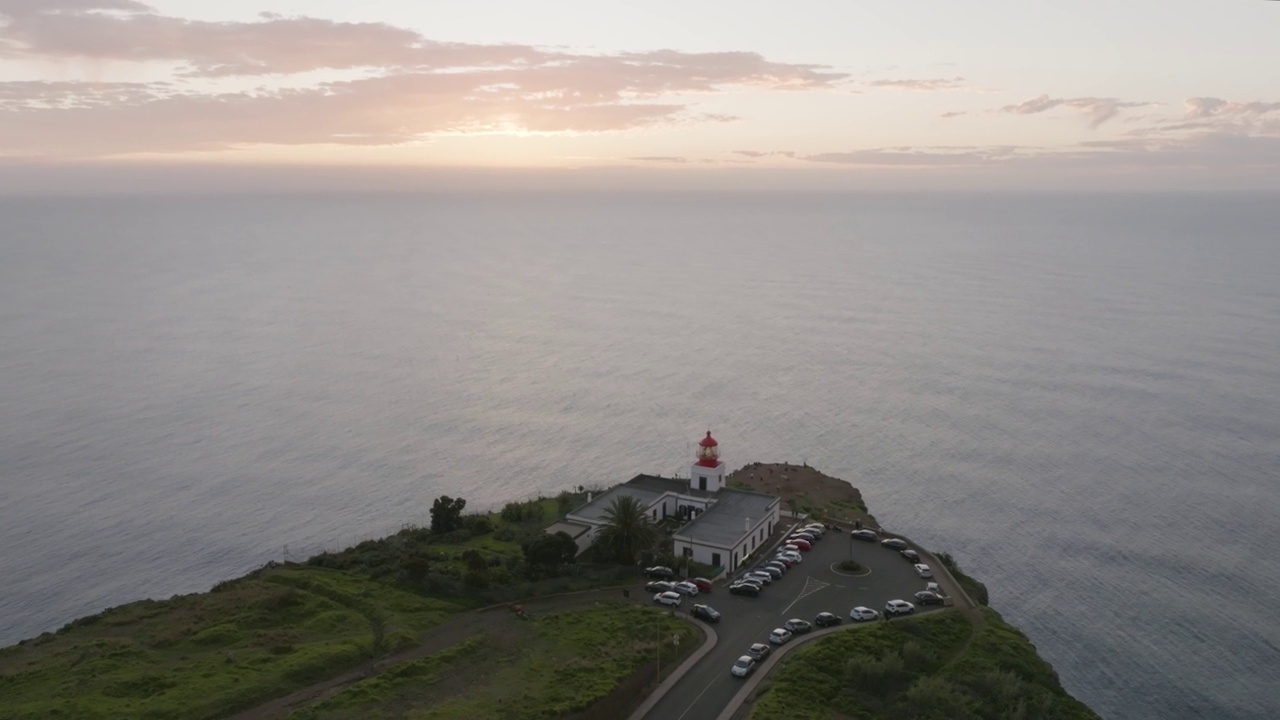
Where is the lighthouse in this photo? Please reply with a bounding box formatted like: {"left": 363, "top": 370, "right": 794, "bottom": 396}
{"left": 690, "top": 430, "right": 726, "bottom": 493}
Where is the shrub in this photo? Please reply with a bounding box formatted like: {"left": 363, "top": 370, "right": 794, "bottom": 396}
{"left": 838, "top": 560, "right": 864, "bottom": 573}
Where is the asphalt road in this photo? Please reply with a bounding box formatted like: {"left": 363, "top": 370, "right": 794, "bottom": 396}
{"left": 640, "top": 523, "right": 944, "bottom": 720}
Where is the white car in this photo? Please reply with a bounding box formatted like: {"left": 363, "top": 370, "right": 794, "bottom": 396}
{"left": 914, "top": 563, "right": 933, "bottom": 578}
{"left": 743, "top": 571, "right": 773, "bottom": 585}
{"left": 802, "top": 525, "right": 826, "bottom": 537}
{"left": 849, "top": 606, "right": 879, "bottom": 622}
{"left": 654, "top": 591, "right": 683, "bottom": 607}
{"left": 885, "top": 599, "right": 916, "bottom": 616}
{"left": 780, "top": 550, "right": 802, "bottom": 564}
{"left": 672, "top": 580, "right": 700, "bottom": 596}
{"left": 730, "top": 655, "right": 757, "bottom": 678}
{"left": 768, "top": 627, "right": 793, "bottom": 645}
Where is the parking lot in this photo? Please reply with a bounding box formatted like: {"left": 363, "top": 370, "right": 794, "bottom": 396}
{"left": 637, "top": 522, "right": 949, "bottom": 720}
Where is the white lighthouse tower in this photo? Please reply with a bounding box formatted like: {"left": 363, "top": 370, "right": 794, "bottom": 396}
{"left": 690, "top": 430, "right": 726, "bottom": 493}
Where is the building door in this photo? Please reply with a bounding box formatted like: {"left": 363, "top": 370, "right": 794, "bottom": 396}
{"left": 711, "top": 552, "right": 721, "bottom": 568}
{"left": 699, "top": 476, "right": 707, "bottom": 491}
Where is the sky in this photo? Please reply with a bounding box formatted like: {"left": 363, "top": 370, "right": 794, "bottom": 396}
{"left": 1, "top": 0, "right": 1278, "bottom": 192}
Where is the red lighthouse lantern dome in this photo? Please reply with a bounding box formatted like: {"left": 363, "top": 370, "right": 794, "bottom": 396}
{"left": 695, "top": 431, "right": 720, "bottom": 467}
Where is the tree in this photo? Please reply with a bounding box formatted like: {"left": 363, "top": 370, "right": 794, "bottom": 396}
{"left": 524, "top": 531, "right": 578, "bottom": 571}
{"left": 429, "top": 495, "right": 467, "bottom": 535}
{"left": 594, "top": 495, "right": 658, "bottom": 565}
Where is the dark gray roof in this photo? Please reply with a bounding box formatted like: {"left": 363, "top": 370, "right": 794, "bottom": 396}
{"left": 673, "top": 488, "right": 779, "bottom": 549}
{"left": 565, "top": 474, "right": 682, "bottom": 525}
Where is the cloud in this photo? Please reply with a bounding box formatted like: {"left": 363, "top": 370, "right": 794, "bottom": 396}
{"left": 732, "top": 150, "right": 795, "bottom": 159}
{"left": 627, "top": 156, "right": 686, "bottom": 163}
{"left": 0, "top": 5, "right": 847, "bottom": 156}
{"left": 866, "top": 77, "right": 965, "bottom": 91}
{"left": 1185, "top": 97, "right": 1280, "bottom": 119}
{"left": 800, "top": 146, "right": 1022, "bottom": 166}
{"left": 999, "top": 94, "right": 1153, "bottom": 128}
{"left": 939, "top": 111, "right": 967, "bottom": 119}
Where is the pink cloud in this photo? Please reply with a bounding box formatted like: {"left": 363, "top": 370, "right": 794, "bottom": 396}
{"left": 939, "top": 111, "right": 967, "bottom": 119}
{"left": 999, "top": 94, "right": 1153, "bottom": 128}
{"left": 866, "top": 77, "right": 965, "bottom": 91}
{"left": 1185, "top": 97, "right": 1280, "bottom": 119}
{"left": 0, "top": 5, "right": 847, "bottom": 156}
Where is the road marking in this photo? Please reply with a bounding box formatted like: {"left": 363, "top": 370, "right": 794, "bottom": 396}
{"left": 675, "top": 680, "right": 719, "bottom": 720}
{"left": 781, "top": 576, "right": 829, "bottom": 615}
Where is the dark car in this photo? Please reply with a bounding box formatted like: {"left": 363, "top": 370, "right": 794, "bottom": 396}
{"left": 814, "top": 612, "right": 843, "bottom": 628}
{"left": 850, "top": 529, "right": 879, "bottom": 543}
{"left": 881, "top": 537, "right": 909, "bottom": 550}
{"left": 645, "top": 580, "right": 675, "bottom": 593}
{"left": 754, "top": 565, "right": 782, "bottom": 579}
{"left": 900, "top": 549, "right": 920, "bottom": 563}
{"left": 913, "top": 591, "right": 946, "bottom": 606}
{"left": 746, "top": 642, "right": 771, "bottom": 661}
{"left": 764, "top": 561, "right": 788, "bottom": 574}
{"left": 729, "top": 582, "right": 760, "bottom": 597}
{"left": 783, "top": 618, "right": 813, "bottom": 634}
{"left": 644, "top": 566, "right": 675, "bottom": 579}
{"left": 691, "top": 603, "right": 722, "bottom": 622}
{"left": 789, "top": 532, "right": 817, "bottom": 543}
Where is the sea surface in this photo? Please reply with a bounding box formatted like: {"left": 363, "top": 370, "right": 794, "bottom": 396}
{"left": 1, "top": 191, "right": 1278, "bottom": 718}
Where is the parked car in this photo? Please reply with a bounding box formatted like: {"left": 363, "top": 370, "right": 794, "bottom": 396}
{"left": 747, "top": 642, "right": 771, "bottom": 661}
{"left": 743, "top": 571, "right": 773, "bottom": 585}
{"left": 788, "top": 538, "right": 812, "bottom": 551}
{"left": 914, "top": 563, "right": 933, "bottom": 578}
{"left": 645, "top": 580, "right": 675, "bottom": 593}
{"left": 654, "top": 591, "right": 683, "bottom": 607}
{"left": 815, "top": 612, "right": 843, "bottom": 628}
{"left": 925, "top": 582, "right": 944, "bottom": 596}
{"left": 789, "top": 532, "right": 818, "bottom": 543}
{"left": 673, "top": 580, "right": 700, "bottom": 596}
{"left": 729, "top": 583, "right": 760, "bottom": 597}
{"left": 913, "top": 591, "right": 945, "bottom": 606}
{"left": 754, "top": 565, "right": 782, "bottom": 579}
{"left": 849, "top": 606, "right": 879, "bottom": 622}
{"left": 802, "top": 525, "right": 826, "bottom": 537}
{"left": 784, "top": 618, "right": 813, "bottom": 634}
{"left": 783, "top": 543, "right": 802, "bottom": 554}
{"left": 645, "top": 566, "right": 675, "bottom": 579}
{"left": 764, "top": 560, "right": 789, "bottom": 574}
{"left": 691, "top": 604, "right": 721, "bottom": 622}
{"left": 772, "top": 555, "right": 796, "bottom": 568}
{"left": 880, "top": 537, "right": 909, "bottom": 550}
{"left": 900, "top": 549, "right": 920, "bottom": 563}
{"left": 779, "top": 551, "right": 803, "bottom": 564}
{"left": 730, "top": 655, "right": 757, "bottom": 678}
{"left": 768, "top": 627, "right": 793, "bottom": 645}
{"left": 885, "top": 599, "right": 916, "bottom": 616}
{"left": 851, "top": 529, "right": 879, "bottom": 543}
{"left": 691, "top": 577, "right": 714, "bottom": 592}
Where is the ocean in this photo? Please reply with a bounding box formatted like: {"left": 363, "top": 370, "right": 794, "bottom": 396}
{"left": 1, "top": 191, "right": 1277, "bottom": 718}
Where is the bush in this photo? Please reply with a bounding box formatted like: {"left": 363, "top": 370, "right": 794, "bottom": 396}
{"left": 838, "top": 560, "right": 864, "bottom": 573}
{"left": 463, "top": 514, "right": 493, "bottom": 535}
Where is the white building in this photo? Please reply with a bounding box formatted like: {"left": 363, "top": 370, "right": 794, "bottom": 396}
{"left": 561, "top": 432, "right": 781, "bottom": 574}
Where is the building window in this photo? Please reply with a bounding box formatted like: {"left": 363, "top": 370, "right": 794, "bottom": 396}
{"left": 711, "top": 552, "right": 721, "bottom": 567}
{"left": 699, "top": 476, "right": 707, "bottom": 491}
{"left": 733, "top": 551, "right": 738, "bottom": 568}
{"left": 683, "top": 547, "right": 692, "bottom": 558}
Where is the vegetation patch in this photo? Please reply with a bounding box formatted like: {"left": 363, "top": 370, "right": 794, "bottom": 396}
{"left": 749, "top": 609, "right": 1099, "bottom": 720}
{"left": 289, "top": 604, "right": 697, "bottom": 720}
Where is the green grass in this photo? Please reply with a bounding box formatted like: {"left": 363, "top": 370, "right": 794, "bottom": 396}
{"left": 749, "top": 609, "right": 1099, "bottom": 720}
{"left": 0, "top": 566, "right": 459, "bottom": 720}
{"left": 288, "top": 604, "right": 697, "bottom": 720}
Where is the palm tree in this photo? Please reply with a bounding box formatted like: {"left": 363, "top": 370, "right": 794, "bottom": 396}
{"left": 595, "top": 495, "right": 659, "bottom": 565}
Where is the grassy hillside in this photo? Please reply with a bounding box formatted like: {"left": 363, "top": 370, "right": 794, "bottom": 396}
{"left": 288, "top": 604, "right": 697, "bottom": 720}
{"left": 748, "top": 608, "right": 1099, "bottom": 720}
{"left": 0, "top": 565, "right": 459, "bottom": 720}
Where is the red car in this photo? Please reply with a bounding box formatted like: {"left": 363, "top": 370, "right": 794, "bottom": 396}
{"left": 691, "top": 577, "right": 714, "bottom": 593}
{"left": 788, "top": 538, "right": 812, "bottom": 551}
